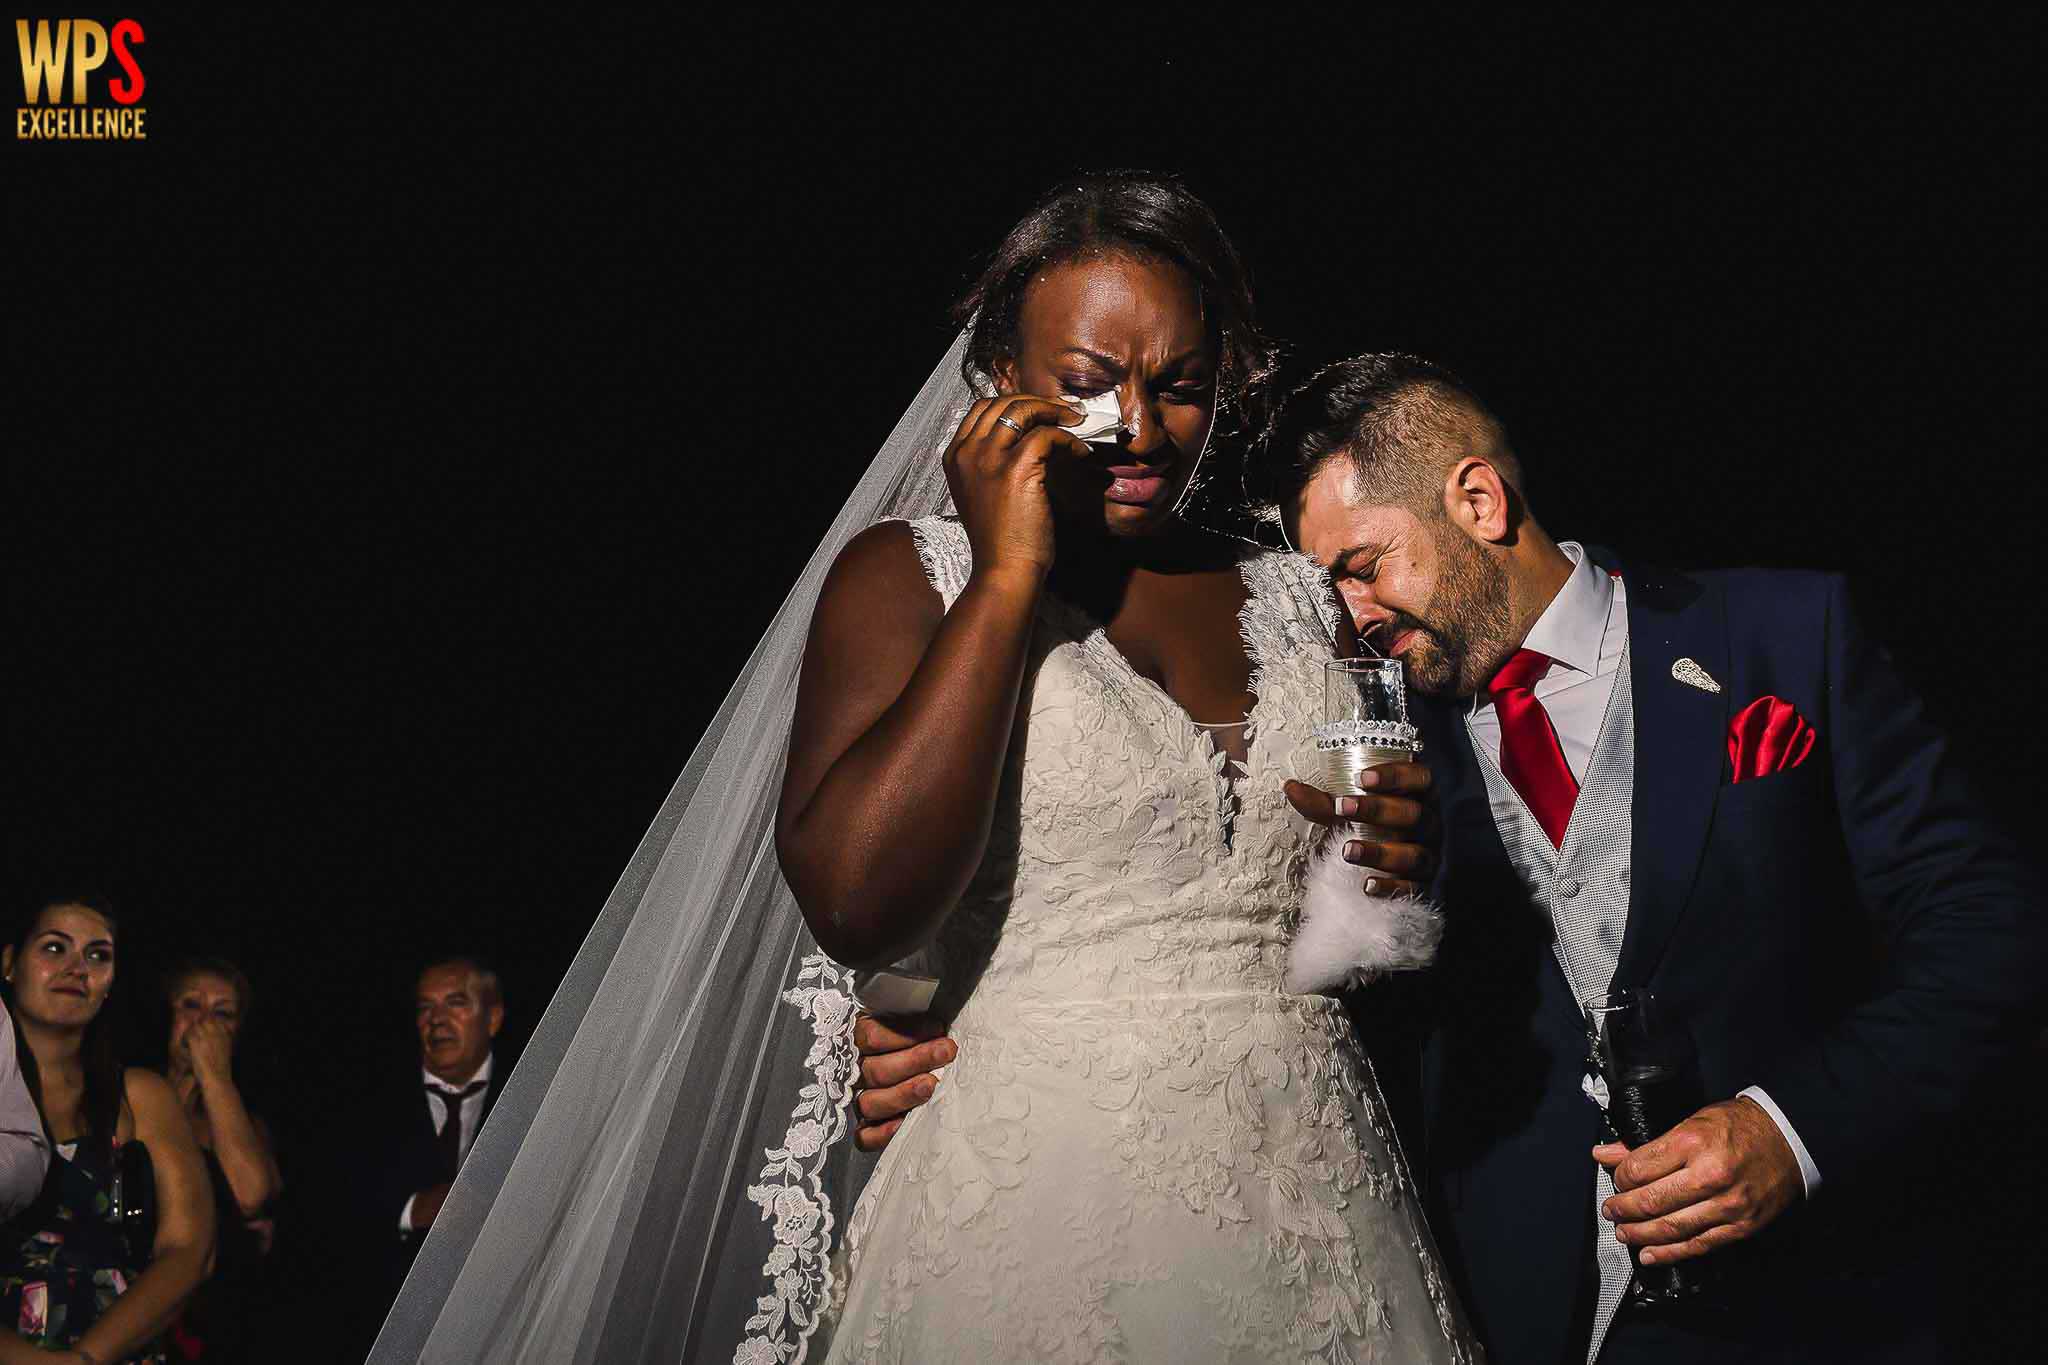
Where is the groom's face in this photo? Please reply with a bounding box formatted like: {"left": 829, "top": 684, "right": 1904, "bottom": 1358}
{"left": 1293, "top": 458, "right": 1511, "bottom": 699}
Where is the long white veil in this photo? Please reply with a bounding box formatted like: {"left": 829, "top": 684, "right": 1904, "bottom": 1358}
{"left": 368, "top": 334, "right": 978, "bottom": 1363}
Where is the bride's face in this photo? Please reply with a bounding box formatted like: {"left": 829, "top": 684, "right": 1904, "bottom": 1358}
{"left": 994, "top": 253, "right": 1217, "bottom": 537}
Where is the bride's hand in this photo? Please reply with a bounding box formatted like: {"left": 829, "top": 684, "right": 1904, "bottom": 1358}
{"left": 1284, "top": 762, "right": 1439, "bottom": 899}
{"left": 944, "top": 395, "right": 1088, "bottom": 585}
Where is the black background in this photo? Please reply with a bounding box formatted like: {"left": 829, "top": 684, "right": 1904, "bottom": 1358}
{"left": 11, "top": 12, "right": 2041, "bottom": 1360}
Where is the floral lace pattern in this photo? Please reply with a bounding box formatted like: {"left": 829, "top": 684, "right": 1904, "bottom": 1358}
{"left": 738, "top": 955, "right": 861, "bottom": 1363}
{"left": 823, "top": 519, "right": 1480, "bottom": 1364}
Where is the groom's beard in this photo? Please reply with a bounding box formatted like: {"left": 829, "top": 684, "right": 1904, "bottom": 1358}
{"left": 1392, "top": 527, "right": 1517, "bottom": 699}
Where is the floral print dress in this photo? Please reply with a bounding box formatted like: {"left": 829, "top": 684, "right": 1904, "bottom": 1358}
{"left": 1, "top": 1138, "right": 162, "bottom": 1363}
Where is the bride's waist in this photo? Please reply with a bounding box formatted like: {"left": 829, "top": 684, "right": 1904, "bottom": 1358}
{"left": 951, "top": 985, "right": 1344, "bottom": 1029}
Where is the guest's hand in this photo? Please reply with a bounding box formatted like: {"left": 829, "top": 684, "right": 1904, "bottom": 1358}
{"left": 183, "top": 1014, "right": 235, "bottom": 1083}
{"left": 1594, "top": 1095, "right": 1801, "bottom": 1265}
{"left": 851, "top": 1013, "right": 955, "bottom": 1152}
{"left": 412, "top": 1180, "right": 453, "bottom": 1231}
{"left": 1283, "top": 762, "right": 1438, "bottom": 899}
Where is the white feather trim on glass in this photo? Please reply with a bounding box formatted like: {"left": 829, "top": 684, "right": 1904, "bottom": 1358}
{"left": 1284, "top": 837, "right": 1444, "bottom": 994}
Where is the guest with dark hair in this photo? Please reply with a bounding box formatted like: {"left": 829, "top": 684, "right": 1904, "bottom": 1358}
{"left": 0, "top": 899, "right": 213, "bottom": 1365}
{"left": 369, "top": 957, "right": 505, "bottom": 1295}
{"left": 0, "top": 1005, "right": 49, "bottom": 1223}
{"left": 159, "top": 958, "right": 279, "bottom": 1361}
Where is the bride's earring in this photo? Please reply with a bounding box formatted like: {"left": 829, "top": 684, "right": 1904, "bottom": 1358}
{"left": 1166, "top": 407, "right": 1216, "bottom": 521}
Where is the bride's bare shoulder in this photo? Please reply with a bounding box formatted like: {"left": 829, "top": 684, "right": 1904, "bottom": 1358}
{"left": 826, "top": 520, "right": 939, "bottom": 597}
{"left": 812, "top": 520, "right": 944, "bottom": 642}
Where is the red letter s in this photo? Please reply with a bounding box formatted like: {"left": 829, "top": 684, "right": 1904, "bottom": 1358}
{"left": 109, "top": 18, "right": 143, "bottom": 104}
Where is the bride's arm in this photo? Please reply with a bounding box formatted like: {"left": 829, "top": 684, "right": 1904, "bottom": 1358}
{"left": 776, "top": 522, "right": 1041, "bottom": 968}
{"left": 778, "top": 395, "right": 1083, "bottom": 968}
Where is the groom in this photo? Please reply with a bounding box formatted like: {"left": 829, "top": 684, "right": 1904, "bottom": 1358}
{"left": 853, "top": 354, "right": 2042, "bottom": 1362}
{"left": 1249, "top": 353, "right": 2039, "bottom": 1362}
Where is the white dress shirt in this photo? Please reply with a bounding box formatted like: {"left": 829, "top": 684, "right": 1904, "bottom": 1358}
{"left": 398, "top": 1052, "right": 493, "bottom": 1232}
{"left": 0, "top": 1002, "right": 51, "bottom": 1220}
{"left": 1468, "top": 542, "right": 1821, "bottom": 1196}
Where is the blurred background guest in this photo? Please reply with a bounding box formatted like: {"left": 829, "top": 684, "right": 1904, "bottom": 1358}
{"left": 370, "top": 957, "right": 504, "bottom": 1299}
{"left": 159, "top": 958, "right": 279, "bottom": 1362}
{"left": 0, "top": 899, "right": 213, "bottom": 1365}
{"left": 0, "top": 1004, "right": 49, "bottom": 1221}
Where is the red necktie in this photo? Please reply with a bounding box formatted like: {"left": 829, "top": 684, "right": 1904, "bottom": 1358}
{"left": 1488, "top": 648, "right": 1579, "bottom": 848}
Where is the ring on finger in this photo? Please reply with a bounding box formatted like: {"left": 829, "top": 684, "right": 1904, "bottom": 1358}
{"left": 993, "top": 415, "right": 1026, "bottom": 434}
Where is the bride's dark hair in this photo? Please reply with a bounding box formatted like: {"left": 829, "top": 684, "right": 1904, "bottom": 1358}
{"left": 953, "top": 173, "right": 1281, "bottom": 445}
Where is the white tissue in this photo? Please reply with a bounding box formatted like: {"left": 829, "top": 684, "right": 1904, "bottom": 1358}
{"left": 1063, "top": 390, "right": 1129, "bottom": 443}
{"left": 851, "top": 967, "right": 939, "bottom": 1016}
{"left": 1284, "top": 837, "right": 1444, "bottom": 994}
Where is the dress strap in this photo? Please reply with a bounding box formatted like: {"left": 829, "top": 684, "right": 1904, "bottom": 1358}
{"left": 1236, "top": 549, "right": 1344, "bottom": 681}
{"left": 903, "top": 516, "right": 973, "bottom": 609}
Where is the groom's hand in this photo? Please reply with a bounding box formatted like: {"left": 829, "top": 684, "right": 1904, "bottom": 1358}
{"left": 850, "top": 1013, "right": 955, "bottom": 1152}
{"left": 1594, "top": 1096, "right": 1802, "bottom": 1265}
{"left": 1283, "top": 762, "right": 1438, "bottom": 899}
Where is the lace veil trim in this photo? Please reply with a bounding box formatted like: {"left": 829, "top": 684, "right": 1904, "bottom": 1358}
{"left": 735, "top": 956, "right": 861, "bottom": 1364}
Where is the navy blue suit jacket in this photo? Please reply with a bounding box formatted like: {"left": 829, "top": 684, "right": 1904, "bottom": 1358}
{"left": 1387, "top": 558, "right": 2042, "bottom": 1363}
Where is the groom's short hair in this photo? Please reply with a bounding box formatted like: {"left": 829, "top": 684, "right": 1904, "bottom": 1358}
{"left": 1258, "top": 353, "right": 1522, "bottom": 522}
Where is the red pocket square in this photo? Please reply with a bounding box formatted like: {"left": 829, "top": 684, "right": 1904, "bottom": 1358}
{"left": 1726, "top": 696, "right": 1816, "bottom": 783}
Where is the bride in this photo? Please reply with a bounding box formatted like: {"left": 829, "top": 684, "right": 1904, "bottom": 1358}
{"left": 364, "top": 173, "right": 1476, "bottom": 1365}
{"left": 776, "top": 174, "right": 1480, "bottom": 1364}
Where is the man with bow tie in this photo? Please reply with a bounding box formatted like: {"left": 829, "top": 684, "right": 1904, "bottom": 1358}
{"left": 372, "top": 957, "right": 507, "bottom": 1300}
{"left": 849, "top": 353, "right": 2041, "bottom": 1362}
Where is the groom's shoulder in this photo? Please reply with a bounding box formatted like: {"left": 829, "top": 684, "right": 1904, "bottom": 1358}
{"left": 1609, "top": 555, "right": 1856, "bottom": 654}
{"left": 1613, "top": 554, "right": 1844, "bottom": 617}
{"left": 1687, "top": 564, "right": 1842, "bottom": 607}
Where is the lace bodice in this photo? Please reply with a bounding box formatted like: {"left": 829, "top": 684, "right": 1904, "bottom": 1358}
{"left": 903, "top": 516, "right": 1346, "bottom": 1025}
{"left": 750, "top": 517, "right": 1480, "bottom": 1365}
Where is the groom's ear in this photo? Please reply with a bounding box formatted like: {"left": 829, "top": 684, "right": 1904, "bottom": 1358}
{"left": 1445, "top": 457, "right": 1514, "bottom": 545}
{"left": 991, "top": 355, "right": 1019, "bottom": 396}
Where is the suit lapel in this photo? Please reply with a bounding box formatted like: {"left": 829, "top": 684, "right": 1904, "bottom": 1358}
{"left": 1417, "top": 693, "right": 1524, "bottom": 1032}
{"left": 1606, "top": 557, "right": 1728, "bottom": 990}
{"left": 1420, "top": 688, "right": 1509, "bottom": 899}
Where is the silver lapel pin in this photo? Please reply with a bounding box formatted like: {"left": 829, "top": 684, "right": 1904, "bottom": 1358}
{"left": 1671, "top": 657, "right": 1722, "bottom": 694}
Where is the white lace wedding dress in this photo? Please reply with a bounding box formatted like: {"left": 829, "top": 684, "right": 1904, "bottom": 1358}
{"left": 821, "top": 517, "right": 1481, "bottom": 1364}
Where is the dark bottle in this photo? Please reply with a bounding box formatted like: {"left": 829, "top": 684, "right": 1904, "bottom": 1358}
{"left": 1607, "top": 1056, "right": 1707, "bottom": 1304}
{"left": 1584, "top": 989, "right": 1710, "bottom": 1308}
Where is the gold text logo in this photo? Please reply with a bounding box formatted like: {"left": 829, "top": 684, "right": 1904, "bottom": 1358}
{"left": 16, "top": 18, "right": 146, "bottom": 140}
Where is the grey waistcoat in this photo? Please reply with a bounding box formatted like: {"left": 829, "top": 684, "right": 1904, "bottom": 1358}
{"left": 1467, "top": 643, "right": 1636, "bottom": 1362}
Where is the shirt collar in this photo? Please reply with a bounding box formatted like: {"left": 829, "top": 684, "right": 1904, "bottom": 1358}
{"left": 1521, "top": 541, "right": 1611, "bottom": 679}
{"left": 1467, "top": 541, "right": 1614, "bottom": 717}
{"left": 422, "top": 1052, "right": 493, "bottom": 1092}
